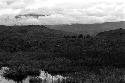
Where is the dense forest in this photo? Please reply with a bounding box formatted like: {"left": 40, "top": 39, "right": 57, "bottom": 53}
{"left": 0, "top": 25, "right": 125, "bottom": 83}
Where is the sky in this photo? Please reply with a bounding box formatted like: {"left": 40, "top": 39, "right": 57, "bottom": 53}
{"left": 0, "top": 0, "right": 125, "bottom": 25}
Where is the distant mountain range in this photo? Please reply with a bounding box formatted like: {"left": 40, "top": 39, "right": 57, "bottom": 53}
{"left": 0, "top": 21, "right": 124, "bottom": 38}
{"left": 47, "top": 21, "right": 125, "bottom": 35}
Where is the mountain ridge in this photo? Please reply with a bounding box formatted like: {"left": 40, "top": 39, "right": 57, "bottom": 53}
{"left": 47, "top": 21, "right": 125, "bottom": 35}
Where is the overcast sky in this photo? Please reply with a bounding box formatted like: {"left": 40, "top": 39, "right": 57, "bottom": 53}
{"left": 0, "top": 0, "right": 125, "bottom": 25}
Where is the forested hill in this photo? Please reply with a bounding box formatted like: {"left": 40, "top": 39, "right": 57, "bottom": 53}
{"left": 0, "top": 25, "right": 75, "bottom": 39}
{"left": 0, "top": 25, "right": 77, "bottom": 53}
{"left": 96, "top": 28, "right": 125, "bottom": 39}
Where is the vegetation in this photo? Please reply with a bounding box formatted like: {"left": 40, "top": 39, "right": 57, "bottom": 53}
{"left": 0, "top": 25, "right": 125, "bottom": 82}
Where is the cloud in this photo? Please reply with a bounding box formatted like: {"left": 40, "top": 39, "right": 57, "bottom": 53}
{"left": 0, "top": 0, "right": 125, "bottom": 25}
